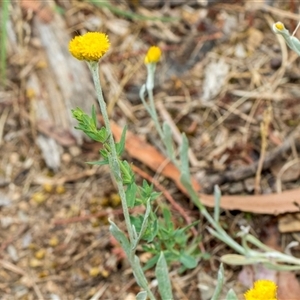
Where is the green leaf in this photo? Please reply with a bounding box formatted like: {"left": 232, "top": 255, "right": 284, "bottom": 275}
{"left": 179, "top": 134, "right": 191, "bottom": 186}
{"left": 91, "top": 105, "right": 97, "bottom": 127}
{"left": 146, "top": 216, "right": 158, "bottom": 242}
{"left": 179, "top": 253, "right": 197, "bottom": 269}
{"left": 143, "top": 253, "right": 160, "bottom": 271}
{"left": 162, "top": 207, "right": 173, "bottom": 231}
{"left": 116, "top": 126, "right": 127, "bottom": 156}
{"left": 89, "top": 0, "right": 178, "bottom": 22}
{"left": 109, "top": 220, "right": 130, "bottom": 257}
{"left": 220, "top": 254, "right": 268, "bottom": 266}
{"left": 0, "top": 0, "right": 9, "bottom": 84}
{"left": 214, "top": 185, "right": 221, "bottom": 223}
{"left": 126, "top": 182, "right": 137, "bottom": 208}
{"left": 120, "top": 160, "right": 134, "bottom": 185}
{"left": 173, "top": 229, "right": 188, "bottom": 245}
{"left": 87, "top": 159, "right": 109, "bottom": 166}
{"left": 130, "top": 215, "right": 143, "bottom": 234}
{"left": 211, "top": 263, "right": 224, "bottom": 300}
{"left": 163, "top": 122, "right": 175, "bottom": 161}
{"left": 225, "top": 289, "right": 239, "bottom": 300}
{"left": 155, "top": 252, "right": 174, "bottom": 300}
{"left": 136, "top": 291, "right": 147, "bottom": 300}
{"left": 136, "top": 199, "right": 152, "bottom": 242}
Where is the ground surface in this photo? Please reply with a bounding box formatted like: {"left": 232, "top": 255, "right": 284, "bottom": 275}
{"left": 1, "top": 1, "right": 300, "bottom": 299}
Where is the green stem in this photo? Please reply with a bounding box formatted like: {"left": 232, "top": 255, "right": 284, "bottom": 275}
{"left": 1, "top": 0, "right": 9, "bottom": 84}
{"left": 185, "top": 182, "right": 246, "bottom": 254}
{"left": 147, "top": 87, "right": 164, "bottom": 140}
{"left": 89, "top": 62, "right": 133, "bottom": 243}
{"left": 89, "top": 62, "right": 156, "bottom": 300}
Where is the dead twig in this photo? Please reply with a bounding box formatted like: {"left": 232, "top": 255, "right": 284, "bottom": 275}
{"left": 255, "top": 105, "right": 272, "bottom": 194}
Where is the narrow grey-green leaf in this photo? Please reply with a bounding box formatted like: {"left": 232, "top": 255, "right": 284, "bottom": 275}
{"left": 179, "top": 134, "right": 190, "bottom": 185}
{"left": 136, "top": 291, "right": 147, "bottom": 300}
{"left": 210, "top": 263, "right": 224, "bottom": 300}
{"left": 116, "top": 125, "right": 127, "bottom": 156}
{"left": 213, "top": 185, "right": 221, "bottom": 223}
{"left": 225, "top": 289, "right": 239, "bottom": 300}
{"left": 126, "top": 182, "right": 137, "bottom": 208}
{"left": 109, "top": 220, "right": 130, "bottom": 257}
{"left": 155, "top": 252, "right": 173, "bottom": 300}
{"left": 162, "top": 122, "right": 175, "bottom": 161}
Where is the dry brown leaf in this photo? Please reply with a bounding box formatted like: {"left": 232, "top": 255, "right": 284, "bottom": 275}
{"left": 271, "top": 161, "right": 300, "bottom": 182}
{"left": 277, "top": 271, "right": 300, "bottom": 300}
{"left": 278, "top": 213, "right": 300, "bottom": 233}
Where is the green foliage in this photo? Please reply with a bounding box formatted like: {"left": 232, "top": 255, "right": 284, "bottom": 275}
{"left": 87, "top": 0, "right": 178, "bottom": 22}
{"left": 1, "top": 0, "right": 9, "bottom": 85}
{"left": 155, "top": 252, "right": 173, "bottom": 300}
{"left": 137, "top": 180, "right": 161, "bottom": 205}
{"left": 72, "top": 103, "right": 201, "bottom": 298}
{"left": 130, "top": 211, "right": 158, "bottom": 243}
{"left": 142, "top": 206, "right": 201, "bottom": 271}
{"left": 72, "top": 106, "right": 108, "bottom": 143}
{"left": 212, "top": 264, "right": 239, "bottom": 300}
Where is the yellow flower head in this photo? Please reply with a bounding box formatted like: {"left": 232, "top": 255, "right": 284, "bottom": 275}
{"left": 274, "top": 22, "right": 285, "bottom": 31}
{"left": 144, "top": 46, "right": 161, "bottom": 64}
{"left": 244, "top": 280, "right": 277, "bottom": 300}
{"left": 69, "top": 32, "right": 110, "bottom": 61}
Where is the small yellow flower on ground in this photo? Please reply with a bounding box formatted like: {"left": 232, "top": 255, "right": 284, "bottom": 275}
{"left": 69, "top": 32, "right": 110, "bottom": 61}
{"left": 144, "top": 46, "right": 161, "bottom": 64}
{"left": 244, "top": 279, "right": 277, "bottom": 300}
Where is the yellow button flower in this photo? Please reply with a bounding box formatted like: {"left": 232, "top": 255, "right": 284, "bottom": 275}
{"left": 69, "top": 32, "right": 110, "bottom": 61}
{"left": 274, "top": 22, "right": 285, "bottom": 31}
{"left": 244, "top": 280, "right": 277, "bottom": 300}
{"left": 144, "top": 46, "right": 161, "bottom": 64}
